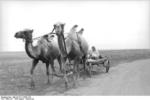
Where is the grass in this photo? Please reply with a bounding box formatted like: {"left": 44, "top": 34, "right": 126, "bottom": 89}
{"left": 99, "top": 49, "right": 150, "bottom": 66}
{"left": 0, "top": 49, "right": 150, "bottom": 95}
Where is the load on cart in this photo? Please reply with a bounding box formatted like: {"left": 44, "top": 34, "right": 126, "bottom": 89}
{"left": 86, "top": 46, "right": 110, "bottom": 76}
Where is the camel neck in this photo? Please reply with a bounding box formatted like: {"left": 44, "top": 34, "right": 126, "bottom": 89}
{"left": 25, "top": 41, "right": 37, "bottom": 59}
{"left": 57, "top": 33, "right": 67, "bottom": 58}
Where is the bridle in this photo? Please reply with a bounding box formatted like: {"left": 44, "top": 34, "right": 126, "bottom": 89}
{"left": 32, "top": 27, "right": 55, "bottom": 41}
{"left": 52, "top": 24, "right": 68, "bottom": 57}
{"left": 22, "top": 27, "right": 55, "bottom": 43}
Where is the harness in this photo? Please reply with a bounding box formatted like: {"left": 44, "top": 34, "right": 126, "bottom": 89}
{"left": 60, "top": 30, "right": 68, "bottom": 58}
{"left": 32, "top": 27, "right": 55, "bottom": 41}
{"left": 76, "top": 32, "right": 84, "bottom": 54}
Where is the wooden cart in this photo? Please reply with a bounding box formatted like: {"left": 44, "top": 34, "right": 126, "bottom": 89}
{"left": 85, "top": 56, "right": 110, "bottom": 77}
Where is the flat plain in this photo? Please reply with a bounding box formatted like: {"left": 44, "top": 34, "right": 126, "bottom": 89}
{"left": 0, "top": 49, "right": 150, "bottom": 95}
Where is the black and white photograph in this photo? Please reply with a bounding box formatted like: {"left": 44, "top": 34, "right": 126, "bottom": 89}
{"left": 0, "top": 0, "right": 150, "bottom": 96}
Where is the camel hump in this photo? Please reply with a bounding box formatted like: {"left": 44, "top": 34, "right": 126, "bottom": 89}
{"left": 54, "top": 22, "right": 65, "bottom": 26}
{"left": 41, "top": 34, "right": 55, "bottom": 42}
{"left": 69, "top": 24, "right": 78, "bottom": 33}
{"left": 37, "top": 35, "right": 59, "bottom": 52}
{"left": 77, "top": 28, "right": 84, "bottom": 35}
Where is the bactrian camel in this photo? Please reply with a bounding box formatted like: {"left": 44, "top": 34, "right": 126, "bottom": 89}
{"left": 53, "top": 22, "right": 89, "bottom": 88}
{"left": 14, "top": 29, "right": 62, "bottom": 88}
{"left": 69, "top": 24, "right": 78, "bottom": 34}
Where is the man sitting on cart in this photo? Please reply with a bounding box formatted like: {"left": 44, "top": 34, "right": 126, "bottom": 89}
{"left": 87, "top": 46, "right": 110, "bottom": 73}
{"left": 87, "top": 46, "right": 108, "bottom": 65}
{"left": 88, "top": 46, "right": 102, "bottom": 60}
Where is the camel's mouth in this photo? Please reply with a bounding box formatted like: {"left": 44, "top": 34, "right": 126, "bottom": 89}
{"left": 14, "top": 33, "right": 19, "bottom": 38}
{"left": 14, "top": 32, "right": 24, "bottom": 39}
{"left": 74, "top": 25, "right": 78, "bottom": 28}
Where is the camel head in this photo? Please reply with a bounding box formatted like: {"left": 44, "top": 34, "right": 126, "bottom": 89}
{"left": 80, "top": 28, "right": 84, "bottom": 32}
{"left": 53, "top": 22, "right": 65, "bottom": 36}
{"left": 69, "top": 24, "right": 78, "bottom": 33}
{"left": 77, "top": 28, "right": 84, "bottom": 35}
{"left": 15, "top": 29, "right": 33, "bottom": 42}
{"left": 72, "top": 24, "right": 78, "bottom": 29}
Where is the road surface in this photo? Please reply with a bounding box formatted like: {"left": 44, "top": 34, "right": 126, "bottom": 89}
{"left": 47, "top": 59, "right": 150, "bottom": 95}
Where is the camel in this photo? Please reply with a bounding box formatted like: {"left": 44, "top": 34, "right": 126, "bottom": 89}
{"left": 64, "top": 24, "right": 78, "bottom": 39}
{"left": 77, "top": 28, "right": 84, "bottom": 35}
{"left": 53, "top": 22, "right": 89, "bottom": 87}
{"left": 14, "top": 29, "right": 62, "bottom": 88}
{"left": 69, "top": 24, "right": 78, "bottom": 33}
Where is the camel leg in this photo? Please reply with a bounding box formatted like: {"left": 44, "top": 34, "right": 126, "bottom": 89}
{"left": 64, "top": 73, "right": 69, "bottom": 89}
{"left": 61, "top": 58, "right": 69, "bottom": 89}
{"left": 82, "top": 55, "right": 88, "bottom": 77}
{"left": 104, "top": 59, "right": 110, "bottom": 73}
{"left": 75, "top": 58, "right": 80, "bottom": 79}
{"left": 30, "top": 59, "right": 39, "bottom": 88}
{"left": 50, "top": 61, "right": 56, "bottom": 83}
{"left": 58, "top": 56, "right": 62, "bottom": 73}
{"left": 46, "top": 62, "right": 50, "bottom": 84}
{"left": 82, "top": 55, "right": 86, "bottom": 71}
{"left": 51, "top": 61, "right": 56, "bottom": 73}
{"left": 71, "top": 58, "right": 80, "bottom": 87}
{"left": 72, "top": 63, "right": 79, "bottom": 88}
{"left": 76, "top": 64, "right": 80, "bottom": 79}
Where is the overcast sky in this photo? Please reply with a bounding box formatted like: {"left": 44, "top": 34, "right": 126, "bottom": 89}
{"left": 0, "top": 0, "right": 150, "bottom": 52}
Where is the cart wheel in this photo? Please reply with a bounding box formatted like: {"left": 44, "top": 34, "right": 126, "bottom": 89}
{"left": 85, "top": 63, "right": 92, "bottom": 77}
{"left": 104, "top": 59, "right": 110, "bottom": 73}
{"left": 89, "top": 63, "right": 93, "bottom": 77}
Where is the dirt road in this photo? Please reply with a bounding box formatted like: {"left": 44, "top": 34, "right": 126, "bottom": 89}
{"left": 0, "top": 51, "right": 150, "bottom": 95}
{"left": 50, "top": 59, "right": 150, "bottom": 95}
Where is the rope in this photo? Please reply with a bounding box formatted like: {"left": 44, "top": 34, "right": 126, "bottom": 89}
{"left": 32, "top": 27, "right": 55, "bottom": 40}
{"left": 76, "top": 32, "right": 84, "bottom": 54}
{"left": 60, "top": 30, "right": 68, "bottom": 57}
